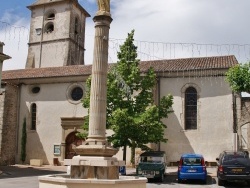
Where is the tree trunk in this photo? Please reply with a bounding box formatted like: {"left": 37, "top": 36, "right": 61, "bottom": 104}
{"left": 123, "top": 145, "right": 127, "bottom": 163}
{"left": 130, "top": 146, "right": 136, "bottom": 168}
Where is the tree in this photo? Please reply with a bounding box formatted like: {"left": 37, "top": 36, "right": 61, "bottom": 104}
{"left": 80, "top": 30, "right": 173, "bottom": 165}
{"left": 226, "top": 62, "right": 250, "bottom": 93}
{"left": 21, "top": 118, "right": 27, "bottom": 163}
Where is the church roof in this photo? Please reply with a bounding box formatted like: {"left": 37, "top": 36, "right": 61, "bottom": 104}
{"left": 2, "top": 55, "right": 238, "bottom": 81}
{"left": 139, "top": 55, "right": 238, "bottom": 73}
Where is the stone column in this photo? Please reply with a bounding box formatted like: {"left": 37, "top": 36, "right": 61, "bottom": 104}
{"left": 87, "top": 15, "right": 112, "bottom": 143}
{"left": 67, "top": 1, "right": 124, "bottom": 179}
{"left": 73, "top": 1, "right": 118, "bottom": 157}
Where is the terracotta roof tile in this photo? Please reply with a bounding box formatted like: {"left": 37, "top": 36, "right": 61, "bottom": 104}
{"left": 2, "top": 55, "right": 238, "bottom": 81}
{"left": 139, "top": 55, "right": 238, "bottom": 72}
{"left": 2, "top": 65, "right": 92, "bottom": 80}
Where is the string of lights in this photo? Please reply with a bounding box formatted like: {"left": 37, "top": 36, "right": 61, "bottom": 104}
{"left": 1, "top": 21, "right": 250, "bottom": 65}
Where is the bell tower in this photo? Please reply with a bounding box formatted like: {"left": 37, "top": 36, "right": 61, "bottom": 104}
{"left": 26, "top": 0, "right": 90, "bottom": 68}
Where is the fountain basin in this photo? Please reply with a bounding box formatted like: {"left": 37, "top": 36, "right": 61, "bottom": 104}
{"left": 39, "top": 174, "right": 147, "bottom": 188}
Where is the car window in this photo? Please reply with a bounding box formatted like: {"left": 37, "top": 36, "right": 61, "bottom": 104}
{"left": 182, "top": 157, "right": 202, "bottom": 166}
{"left": 223, "top": 154, "right": 245, "bottom": 161}
{"left": 140, "top": 156, "right": 163, "bottom": 163}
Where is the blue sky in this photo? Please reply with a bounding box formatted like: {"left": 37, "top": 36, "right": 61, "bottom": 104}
{"left": 1, "top": 0, "right": 250, "bottom": 70}
{"left": 0, "top": 0, "right": 96, "bottom": 20}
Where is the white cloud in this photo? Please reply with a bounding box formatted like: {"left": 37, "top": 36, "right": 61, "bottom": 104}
{"left": 83, "top": 0, "right": 250, "bottom": 64}
{"left": 0, "top": 9, "right": 30, "bottom": 70}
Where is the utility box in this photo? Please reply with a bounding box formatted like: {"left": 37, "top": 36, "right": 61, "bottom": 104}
{"left": 30, "top": 159, "right": 43, "bottom": 166}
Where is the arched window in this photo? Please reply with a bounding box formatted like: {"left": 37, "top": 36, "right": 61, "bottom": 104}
{"left": 75, "top": 17, "right": 79, "bottom": 34}
{"left": 31, "top": 103, "right": 37, "bottom": 130}
{"left": 185, "top": 87, "right": 197, "bottom": 130}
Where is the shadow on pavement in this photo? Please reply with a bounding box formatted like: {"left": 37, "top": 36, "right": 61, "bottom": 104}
{"left": 0, "top": 165, "right": 66, "bottom": 179}
{"left": 224, "top": 181, "right": 249, "bottom": 188}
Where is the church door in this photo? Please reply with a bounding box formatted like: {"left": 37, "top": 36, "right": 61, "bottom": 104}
{"left": 65, "top": 132, "right": 84, "bottom": 159}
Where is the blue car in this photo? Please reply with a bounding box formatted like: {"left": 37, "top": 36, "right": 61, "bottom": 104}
{"left": 177, "top": 153, "right": 207, "bottom": 184}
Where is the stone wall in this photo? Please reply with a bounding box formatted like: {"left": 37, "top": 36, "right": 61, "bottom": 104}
{"left": 0, "top": 85, "right": 18, "bottom": 165}
{"left": 239, "top": 97, "right": 250, "bottom": 125}
{"left": 238, "top": 97, "right": 250, "bottom": 150}
{"left": 0, "top": 91, "right": 5, "bottom": 161}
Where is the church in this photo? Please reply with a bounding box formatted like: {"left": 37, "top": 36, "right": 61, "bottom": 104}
{"left": 0, "top": 0, "right": 248, "bottom": 166}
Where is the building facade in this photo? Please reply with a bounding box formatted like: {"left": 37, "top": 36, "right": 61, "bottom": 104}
{"left": 0, "top": 0, "right": 247, "bottom": 166}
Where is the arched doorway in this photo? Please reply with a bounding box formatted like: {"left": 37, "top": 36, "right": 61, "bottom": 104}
{"left": 65, "top": 132, "right": 84, "bottom": 159}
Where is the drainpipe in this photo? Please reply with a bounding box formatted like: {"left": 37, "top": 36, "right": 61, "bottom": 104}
{"left": 38, "top": 5, "right": 45, "bottom": 68}
{"left": 157, "top": 76, "right": 161, "bottom": 151}
{"left": 15, "top": 81, "right": 22, "bottom": 163}
{"left": 232, "top": 92, "right": 238, "bottom": 152}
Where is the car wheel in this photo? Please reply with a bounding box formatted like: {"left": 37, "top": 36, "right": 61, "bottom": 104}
{"left": 202, "top": 178, "right": 207, "bottom": 185}
{"left": 246, "top": 180, "right": 250, "bottom": 185}
{"left": 218, "top": 178, "right": 225, "bottom": 186}
{"left": 159, "top": 174, "right": 164, "bottom": 182}
{"left": 178, "top": 178, "right": 182, "bottom": 183}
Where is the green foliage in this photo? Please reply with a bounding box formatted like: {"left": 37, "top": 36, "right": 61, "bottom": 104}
{"left": 21, "top": 118, "right": 27, "bottom": 163}
{"left": 80, "top": 30, "right": 174, "bottom": 164}
{"left": 226, "top": 62, "right": 250, "bottom": 93}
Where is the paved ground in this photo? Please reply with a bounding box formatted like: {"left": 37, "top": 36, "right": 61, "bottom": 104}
{"left": 0, "top": 164, "right": 67, "bottom": 176}
{"left": 0, "top": 165, "right": 217, "bottom": 188}
{"left": 127, "top": 166, "right": 217, "bottom": 177}
{"left": 0, "top": 165, "right": 67, "bottom": 188}
{"left": 0, "top": 164, "right": 218, "bottom": 177}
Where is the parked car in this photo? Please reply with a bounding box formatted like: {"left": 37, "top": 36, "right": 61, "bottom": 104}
{"left": 216, "top": 150, "right": 250, "bottom": 186}
{"left": 177, "top": 153, "right": 207, "bottom": 184}
{"left": 136, "top": 151, "right": 167, "bottom": 182}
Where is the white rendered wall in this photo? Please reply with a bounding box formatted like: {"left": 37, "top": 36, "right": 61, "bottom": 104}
{"left": 160, "top": 76, "right": 234, "bottom": 163}
{"left": 17, "top": 82, "right": 87, "bottom": 164}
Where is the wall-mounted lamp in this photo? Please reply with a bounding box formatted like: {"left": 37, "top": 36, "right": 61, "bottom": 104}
{"left": 35, "top": 28, "right": 42, "bottom": 35}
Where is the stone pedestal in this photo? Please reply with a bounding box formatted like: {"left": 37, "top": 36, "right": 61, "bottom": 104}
{"left": 64, "top": 156, "right": 125, "bottom": 179}
{"left": 73, "top": 143, "right": 118, "bottom": 157}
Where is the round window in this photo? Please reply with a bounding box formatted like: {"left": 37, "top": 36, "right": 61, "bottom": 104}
{"left": 71, "top": 87, "right": 83, "bottom": 101}
{"left": 31, "top": 86, "right": 40, "bottom": 94}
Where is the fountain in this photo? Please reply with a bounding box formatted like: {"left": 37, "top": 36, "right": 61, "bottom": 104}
{"left": 38, "top": 1, "right": 147, "bottom": 187}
